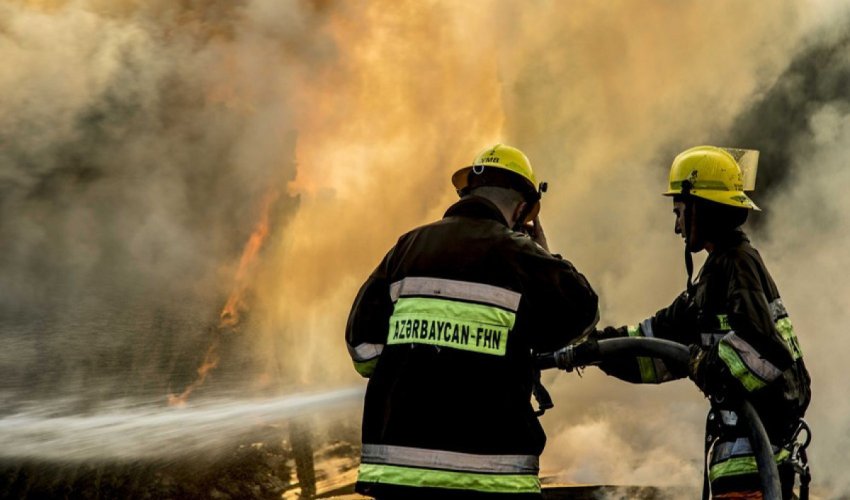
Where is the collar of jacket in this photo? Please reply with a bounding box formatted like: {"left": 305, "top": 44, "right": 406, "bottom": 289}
{"left": 710, "top": 228, "right": 750, "bottom": 252}
{"left": 443, "top": 196, "right": 510, "bottom": 227}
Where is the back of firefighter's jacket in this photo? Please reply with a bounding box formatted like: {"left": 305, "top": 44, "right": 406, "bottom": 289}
{"left": 345, "top": 196, "right": 599, "bottom": 497}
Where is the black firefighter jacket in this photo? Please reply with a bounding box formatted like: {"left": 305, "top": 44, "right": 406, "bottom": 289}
{"left": 598, "top": 228, "right": 810, "bottom": 493}
{"left": 345, "top": 196, "right": 599, "bottom": 498}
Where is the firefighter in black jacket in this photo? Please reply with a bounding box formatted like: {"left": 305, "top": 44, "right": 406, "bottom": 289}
{"left": 345, "top": 144, "right": 599, "bottom": 499}
{"left": 593, "top": 146, "right": 811, "bottom": 499}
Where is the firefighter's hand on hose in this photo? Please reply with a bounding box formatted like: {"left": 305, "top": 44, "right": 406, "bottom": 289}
{"left": 689, "top": 344, "right": 744, "bottom": 401}
{"left": 688, "top": 344, "right": 713, "bottom": 396}
{"left": 573, "top": 337, "right": 600, "bottom": 366}
{"left": 594, "top": 325, "right": 626, "bottom": 340}
{"left": 553, "top": 337, "right": 600, "bottom": 371}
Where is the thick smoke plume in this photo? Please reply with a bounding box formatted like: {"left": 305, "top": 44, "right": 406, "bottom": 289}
{"left": 1, "top": 0, "right": 848, "bottom": 496}
{"left": 0, "top": 0, "right": 311, "bottom": 400}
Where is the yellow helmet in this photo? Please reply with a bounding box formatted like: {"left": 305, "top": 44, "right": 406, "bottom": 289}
{"left": 663, "top": 145, "right": 760, "bottom": 211}
{"left": 452, "top": 144, "right": 538, "bottom": 194}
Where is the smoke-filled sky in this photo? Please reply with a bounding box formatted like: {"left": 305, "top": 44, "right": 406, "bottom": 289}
{"left": 1, "top": 0, "right": 849, "bottom": 496}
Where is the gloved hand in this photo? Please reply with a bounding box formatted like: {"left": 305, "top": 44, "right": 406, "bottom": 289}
{"left": 572, "top": 337, "right": 600, "bottom": 366}
{"left": 688, "top": 344, "right": 714, "bottom": 396}
{"left": 594, "top": 326, "right": 626, "bottom": 340}
{"left": 553, "top": 337, "right": 600, "bottom": 371}
{"left": 688, "top": 344, "right": 708, "bottom": 392}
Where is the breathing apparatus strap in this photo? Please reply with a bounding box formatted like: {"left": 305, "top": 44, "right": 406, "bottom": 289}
{"left": 682, "top": 181, "right": 696, "bottom": 297}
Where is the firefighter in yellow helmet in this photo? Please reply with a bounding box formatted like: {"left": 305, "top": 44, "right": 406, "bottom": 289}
{"left": 346, "top": 144, "right": 599, "bottom": 498}
{"left": 589, "top": 146, "right": 811, "bottom": 499}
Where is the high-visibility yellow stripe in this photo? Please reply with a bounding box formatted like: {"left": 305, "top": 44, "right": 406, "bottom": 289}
{"left": 627, "top": 325, "right": 658, "bottom": 383}
{"left": 776, "top": 318, "right": 803, "bottom": 360}
{"left": 358, "top": 463, "right": 540, "bottom": 493}
{"left": 717, "top": 342, "right": 767, "bottom": 391}
{"left": 768, "top": 298, "right": 803, "bottom": 361}
{"left": 709, "top": 449, "right": 790, "bottom": 482}
{"left": 387, "top": 297, "right": 514, "bottom": 356}
{"left": 670, "top": 179, "right": 731, "bottom": 191}
{"left": 353, "top": 358, "right": 378, "bottom": 378}
{"left": 393, "top": 297, "right": 516, "bottom": 327}
{"left": 637, "top": 355, "right": 657, "bottom": 383}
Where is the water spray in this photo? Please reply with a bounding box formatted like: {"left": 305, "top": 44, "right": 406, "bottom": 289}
{"left": 0, "top": 387, "right": 363, "bottom": 462}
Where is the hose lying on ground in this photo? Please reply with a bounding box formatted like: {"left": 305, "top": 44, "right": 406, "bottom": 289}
{"left": 536, "top": 337, "right": 782, "bottom": 500}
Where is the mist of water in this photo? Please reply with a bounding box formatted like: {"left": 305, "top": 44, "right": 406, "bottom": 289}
{"left": 0, "top": 387, "right": 362, "bottom": 462}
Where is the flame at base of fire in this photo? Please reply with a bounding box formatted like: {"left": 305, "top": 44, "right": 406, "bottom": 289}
{"left": 168, "top": 336, "right": 220, "bottom": 407}
{"left": 168, "top": 188, "right": 280, "bottom": 406}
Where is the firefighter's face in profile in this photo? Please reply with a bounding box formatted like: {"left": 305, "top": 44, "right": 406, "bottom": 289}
{"left": 673, "top": 200, "right": 686, "bottom": 237}
{"left": 673, "top": 199, "right": 705, "bottom": 252}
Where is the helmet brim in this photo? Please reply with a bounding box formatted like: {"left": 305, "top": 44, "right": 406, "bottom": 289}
{"left": 452, "top": 166, "right": 473, "bottom": 191}
{"left": 452, "top": 165, "right": 538, "bottom": 193}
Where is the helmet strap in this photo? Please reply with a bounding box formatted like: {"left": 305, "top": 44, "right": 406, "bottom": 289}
{"left": 681, "top": 181, "right": 696, "bottom": 297}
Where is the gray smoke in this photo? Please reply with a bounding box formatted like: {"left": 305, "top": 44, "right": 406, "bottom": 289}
{"left": 0, "top": 1, "right": 314, "bottom": 402}
{"left": 722, "top": 14, "right": 850, "bottom": 201}
{"left": 759, "top": 103, "right": 850, "bottom": 497}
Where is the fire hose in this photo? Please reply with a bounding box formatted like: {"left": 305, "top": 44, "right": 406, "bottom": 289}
{"left": 535, "top": 337, "right": 783, "bottom": 500}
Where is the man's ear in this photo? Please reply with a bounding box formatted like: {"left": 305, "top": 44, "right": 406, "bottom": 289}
{"left": 511, "top": 201, "right": 528, "bottom": 226}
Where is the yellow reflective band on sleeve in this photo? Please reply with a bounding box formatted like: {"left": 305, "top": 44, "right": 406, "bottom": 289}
{"left": 717, "top": 342, "right": 767, "bottom": 392}
{"left": 358, "top": 463, "right": 541, "bottom": 494}
{"left": 637, "top": 355, "right": 658, "bottom": 383}
{"left": 387, "top": 297, "right": 514, "bottom": 356}
{"left": 776, "top": 317, "right": 803, "bottom": 360}
{"left": 627, "top": 325, "right": 658, "bottom": 383}
{"left": 717, "top": 314, "right": 732, "bottom": 331}
{"left": 353, "top": 358, "right": 379, "bottom": 378}
{"left": 709, "top": 449, "right": 791, "bottom": 482}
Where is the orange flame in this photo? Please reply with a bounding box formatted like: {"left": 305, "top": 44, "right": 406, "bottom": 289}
{"left": 168, "top": 188, "right": 280, "bottom": 406}
{"left": 219, "top": 188, "right": 280, "bottom": 329}
{"left": 167, "top": 336, "right": 220, "bottom": 407}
